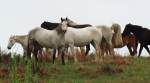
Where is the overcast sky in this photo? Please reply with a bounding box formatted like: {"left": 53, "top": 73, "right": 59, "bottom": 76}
{"left": 0, "top": 0, "right": 150, "bottom": 55}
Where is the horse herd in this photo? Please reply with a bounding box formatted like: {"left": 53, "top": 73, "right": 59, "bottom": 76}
{"left": 7, "top": 17, "right": 150, "bottom": 65}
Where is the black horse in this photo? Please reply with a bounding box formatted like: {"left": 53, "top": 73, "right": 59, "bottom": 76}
{"left": 122, "top": 23, "right": 150, "bottom": 56}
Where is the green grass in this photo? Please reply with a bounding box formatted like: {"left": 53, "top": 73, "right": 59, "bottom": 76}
{"left": 0, "top": 55, "right": 150, "bottom": 83}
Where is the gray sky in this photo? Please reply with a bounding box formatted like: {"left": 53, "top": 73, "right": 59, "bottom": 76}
{"left": 0, "top": 0, "right": 150, "bottom": 55}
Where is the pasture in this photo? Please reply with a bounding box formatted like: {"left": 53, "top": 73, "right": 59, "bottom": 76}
{"left": 0, "top": 53, "right": 150, "bottom": 83}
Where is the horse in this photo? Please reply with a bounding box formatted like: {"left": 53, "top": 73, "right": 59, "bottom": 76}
{"left": 27, "top": 18, "right": 67, "bottom": 64}
{"left": 61, "top": 18, "right": 102, "bottom": 63}
{"left": 121, "top": 34, "right": 137, "bottom": 56}
{"left": 102, "top": 33, "right": 137, "bottom": 56}
{"left": 7, "top": 35, "right": 50, "bottom": 61}
{"left": 122, "top": 23, "right": 150, "bottom": 56}
{"left": 66, "top": 18, "right": 123, "bottom": 56}
{"left": 41, "top": 19, "right": 91, "bottom": 55}
{"left": 7, "top": 35, "right": 28, "bottom": 57}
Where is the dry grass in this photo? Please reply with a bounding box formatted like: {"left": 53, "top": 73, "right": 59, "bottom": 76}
{"left": 0, "top": 51, "right": 150, "bottom": 83}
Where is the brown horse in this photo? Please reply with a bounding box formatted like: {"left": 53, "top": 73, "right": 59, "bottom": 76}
{"left": 101, "top": 33, "right": 137, "bottom": 56}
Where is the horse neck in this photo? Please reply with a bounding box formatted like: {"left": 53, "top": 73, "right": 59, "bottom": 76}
{"left": 55, "top": 24, "right": 65, "bottom": 35}
{"left": 15, "top": 35, "right": 27, "bottom": 48}
{"left": 68, "top": 20, "right": 78, "bottom": 26}
{"left": 131, "top": 29, "right": 142, "bottom": 38}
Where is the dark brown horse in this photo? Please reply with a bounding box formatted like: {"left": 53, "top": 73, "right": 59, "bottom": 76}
{"left": 121, "top": 34, "right": 137, "bottom": 56}
{"left": 101, "top": 33, "right": 137, "bottom": 56}
{"left": 122, "top": 23, "right": 150, "bottom": 56}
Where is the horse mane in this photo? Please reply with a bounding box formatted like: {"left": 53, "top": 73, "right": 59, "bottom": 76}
{"left": 69, "top": 24, "right": 92, "bottom": 28}
{"left": 126, "top": 23, "right": 143, "bottom": 28}
{"left": 111, "top": 23, "right": 123, "bottom": 47}
{"left": 41, "top": 21, "right": 92, "bottom": 29}
{"left": 66, "top": 17, "right": 92, "bottom": 28}
{"left": 41, "top": 21, "right": 59, "bottom": 30}
{"left": 125, "top": 24, "right": 146, "bottom": 34}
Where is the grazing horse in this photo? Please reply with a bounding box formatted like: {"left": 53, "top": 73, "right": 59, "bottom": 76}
{"left": 61, "top": 18, "right": 102, "bottom": 63}
{"left": 121, "top": 34, "right": 137, "bottom": 56}
{"left": 122, "top": 23, "right": 150, "bottom": 56}
{"left": 103, "top": 33, "right": 137, "bottom": 56}
{"left": 7, "top": 35, "right": 28, "bottom": 56}
{"left": 27, "top": 18, "right": 67, "bottom": 64}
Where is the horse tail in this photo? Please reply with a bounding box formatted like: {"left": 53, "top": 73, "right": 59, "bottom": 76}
{"left": 111, "top": 23, "right": 123, "bottom": 47}
{"left": 27, "top": 28, "right": 37, "bottom": 59}
{"left": 27, "top": 32, "right": 32, "bottom": 59}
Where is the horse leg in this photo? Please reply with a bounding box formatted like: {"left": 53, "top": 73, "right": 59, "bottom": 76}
{"left": 33, "top": 47, "right": 39, "bottom": 61}
{"left": 127, "top": 44, "right": 134, "bottom": 56}
{"left": 138, "top": 44, "right": 143, "bottom": 57}
{"left": 91, "top": 41, "right": 98, "bottom": 62}
{"left": 64, "top": 47, "right": 69, "bottom": 63}
{"left": 144, "top": 45, "right": 150, "bottom": 55}
{"left": 91, "top": 41, "right": 102, "bottom": 63}
{"left": 107, "top": 41, "right": 114, "bottom": 56}
{"left": 135, "top": 40, "right": 138, "bottom": 54}
{"left": 70, "top": 44, "right": 78, "bottom": 63}
{"left": 52, "top": 49, "right": 57, "bottom": 64}
{"left": 60, "top": 47, "right": 65, "bottom": 65}
{"left": 80, "top": 47, "right": 85, "bottom": 56}
{"left": 23, "top": 49, "right": 27, "bottom": 58}
{"left": 132, "top": 42, "right": 137, "bottom": 56}
{"left": 85, "top": 44, "right": 90, "bottom": 55}
{"left": 27, "top": 40, "right": 32, "bottom": 59}
{"left": 38, "top": 48, "right": 43, "bottom": 62}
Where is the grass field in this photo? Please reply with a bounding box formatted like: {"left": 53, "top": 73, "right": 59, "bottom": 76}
{"left": 0, "top": 53, "right": 150, "bottom": 83}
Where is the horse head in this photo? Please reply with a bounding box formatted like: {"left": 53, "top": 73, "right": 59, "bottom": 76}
{"left": 60, "top": 17, "right": 69, "bottom": 32}
{"left": 122, "top": 24, "right": 134, "bottom": 36}
{"left": 7, "top": 35, "right": 16, "bottom": 49}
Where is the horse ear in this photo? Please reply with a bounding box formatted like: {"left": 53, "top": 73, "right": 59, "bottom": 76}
{"left": 66, "top": 17, "right": 68, "bottom": 20}
{"left": 66, "top": 17, "right": 68, "bottom": 21}
{"left": 61, "top": 17, "right": 63, "bottom": 22}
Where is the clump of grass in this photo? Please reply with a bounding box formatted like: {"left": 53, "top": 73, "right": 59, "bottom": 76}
{"left": 9, "top": 55, "right": 20, "bottom": 83}
{"left": 24, "top": 59, "right": 32, "bottom": 83}
{"left": 100, "top": 64, "right": 123, "bottom": 75}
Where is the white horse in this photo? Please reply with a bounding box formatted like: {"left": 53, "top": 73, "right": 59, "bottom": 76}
{"left": 7, "top": 35, "right": 28, "bottom": 56}
{"left": 61, "top": 18, "right": 102, "bottom": 63}
{"left": 66, "top": 18, "right": 123, "bottom": 56}
{"left": 96, "top": 24, "right": 123, "bottom": 56}
{"left": 27, "top": 18, "right": 67, "bottom": 64}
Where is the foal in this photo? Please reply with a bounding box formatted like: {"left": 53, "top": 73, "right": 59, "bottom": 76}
{"left": 122, "top": 23, "right": 150, "bottom": 56}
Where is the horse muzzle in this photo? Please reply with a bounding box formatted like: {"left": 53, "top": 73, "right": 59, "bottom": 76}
{"left": 62, "top": 30, "right": 67, "bottom": 33}
{"left": 7, "top": 47, "right": 11, "bottom": 49}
